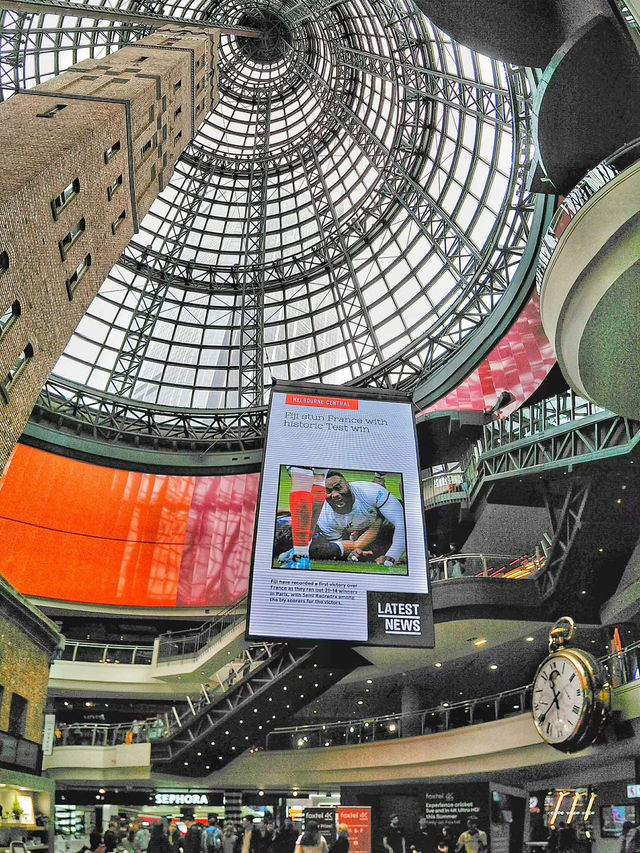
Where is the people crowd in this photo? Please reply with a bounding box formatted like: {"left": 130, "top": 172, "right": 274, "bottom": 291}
{"left": 84, "top": 814, "right": 345, "bottom": 853}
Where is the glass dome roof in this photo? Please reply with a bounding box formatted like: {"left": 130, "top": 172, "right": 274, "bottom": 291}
{"left": 0, "top": 0, "right": 538, "bottom": 455}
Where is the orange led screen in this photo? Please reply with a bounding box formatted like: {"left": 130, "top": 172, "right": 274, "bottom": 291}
{"left": 0, "top": 445, "right": 258, "bottom": 607}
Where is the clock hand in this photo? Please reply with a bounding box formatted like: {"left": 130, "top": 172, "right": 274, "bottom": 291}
{"left": 537, "top": 703, "right": 554, "bottom": 725}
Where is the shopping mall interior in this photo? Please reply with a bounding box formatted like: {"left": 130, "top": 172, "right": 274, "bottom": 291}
{"left": 1, "top": 0, "right": 640, "bottom": 852}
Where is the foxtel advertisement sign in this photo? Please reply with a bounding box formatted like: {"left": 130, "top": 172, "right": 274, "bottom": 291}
{"left": 246, "top": 381, "right": 434, "bottom": 646}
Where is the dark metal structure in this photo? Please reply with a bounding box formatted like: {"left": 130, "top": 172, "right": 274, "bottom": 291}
{"left": 1, "top": 0, "right": 545, "bottom": 461}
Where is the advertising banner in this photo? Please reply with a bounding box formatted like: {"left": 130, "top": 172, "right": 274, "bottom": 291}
{"left": 247, "top": 381, "right": 433, "bottom": 646}
{"left": 304, "top": 808, "right": 337, "bottom": 845}
{"left": 423, "top": 783, "right": 491, "bottom": 853}
{"left": 338, "top": 807, "right": 371, "bottom": 853}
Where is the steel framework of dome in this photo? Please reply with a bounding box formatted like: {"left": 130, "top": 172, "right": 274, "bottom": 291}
{"left": 0, "top": 0, "right": 544, "bottom": 461}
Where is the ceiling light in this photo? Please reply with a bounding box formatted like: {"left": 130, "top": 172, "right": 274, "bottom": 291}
{"left": 357, "top": 700, "right": 363, "bottom": 705}
{"left": 366, "top": 679, "right": 372, "bottom": 684}
{"left": 434, "top": 662, "right": 442, "bottom": 668}
{"left": 525, "top": 636, "right": 534, "bottom": 642}
{"left": 259, "top": 790, "right": 264, "bottom": 796}
{"left": 473, "top": 638, "right": 487, "bottom": 647}
{"left": 489, "top": 664, "right": 498, "bottom": 670}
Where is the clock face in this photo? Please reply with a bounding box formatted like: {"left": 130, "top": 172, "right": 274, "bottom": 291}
{"left": 532, "top": 654, "right": 589, "bottom": 744}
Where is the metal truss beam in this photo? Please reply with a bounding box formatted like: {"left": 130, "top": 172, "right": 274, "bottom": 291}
{"left": 0, "top": 0, "right": 259, "bottom": 35}
{"left": 236, "top": 91, "right": 270, "bottom": 408}
{"left": 536, "top": 479, "right": 592, "bottom": 600}
{"left": 337, "top": 47, "right": 512, "bottom": 129}
{"left": 301, "top": 146, "right": 387, "bottom": 379}
{"left": 478, "top": 413, "right": 640, "bottom": 481}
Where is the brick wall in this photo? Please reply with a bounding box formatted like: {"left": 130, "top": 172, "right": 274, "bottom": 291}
{"left": 0, "top": 618, "right": 51, "bottom": 744}
{"left": 0, "top": 25, "right": 220, "bottom": 475}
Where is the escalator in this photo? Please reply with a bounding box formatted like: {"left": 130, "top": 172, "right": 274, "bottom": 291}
{"left": 151, "top": 642, "right": 366, "bottom": 776}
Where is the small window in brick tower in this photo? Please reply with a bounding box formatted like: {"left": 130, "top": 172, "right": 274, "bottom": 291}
{"left": 112, "top": 210, "right": 127, "bottom": 235}
{"left": 0, "top": 300, "right": 20, "bottom": 340}
{"left": 0, "top": 343, "right": 33, "bottom": 405}
{"left": 8, "top": 693, "right": 28, "bottom": 737}
{"left": 104, "top": 140, "right": 121, "bottom": 164}
{"left": 59, "top": 218, "right": 86, "bottom": 260}
{"left": 51, "top": 177, "right": 80, "bottom": 220}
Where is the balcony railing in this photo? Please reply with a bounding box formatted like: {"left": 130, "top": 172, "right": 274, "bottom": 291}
{"left": 59, "top": 641, "right": 153, "bottom": 665}
{"left": 536, "top": 138, "right": 640, "bottom": 290}
{"left": 265, "top": 639, "right": 640, "bottom": 751}
{"left": 156, "top": 597, "right": 247, "bottom": 661}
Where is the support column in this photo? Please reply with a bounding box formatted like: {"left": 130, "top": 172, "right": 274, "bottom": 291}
{"left": 401, "top": 682, "right": 422, "bottom": 737}
{"left": 224, "top": 791, "right": 243, "bottom": 824}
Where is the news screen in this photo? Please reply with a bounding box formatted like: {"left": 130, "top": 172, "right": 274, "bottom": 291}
{"left": 246, "top": 381, "right": 433, "bottom": 647}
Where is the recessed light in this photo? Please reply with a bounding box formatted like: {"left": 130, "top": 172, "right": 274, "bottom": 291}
{"left": 366, "top": 679, "right": 372, "bottom": 684}
{"left": 525, "top": 636, "right": 534, "bottom": 642}
{"left": 473, "top": 638, "right": 487, "bottom": 647}
{"left": 435, "top": 662, "right": 442, "bottom": 668}
{"left": 489, "top": 664, "right": 498, "bottom": 670}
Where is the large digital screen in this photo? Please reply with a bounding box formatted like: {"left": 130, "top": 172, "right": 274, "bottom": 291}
{"left": 247, "top": 381, "right": 433, "bottom": 646}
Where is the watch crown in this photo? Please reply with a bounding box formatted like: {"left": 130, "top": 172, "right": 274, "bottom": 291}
{"left": 549, "top": 616, "right": 576, "bottom": 653}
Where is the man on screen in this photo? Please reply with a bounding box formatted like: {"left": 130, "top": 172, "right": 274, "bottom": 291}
{"left": 277, "top": 469, "right": 406, "bottom": 568}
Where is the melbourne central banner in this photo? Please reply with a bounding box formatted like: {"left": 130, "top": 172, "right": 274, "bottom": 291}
{"left": 247, "top": 380, "right": 434, "bottom": 647}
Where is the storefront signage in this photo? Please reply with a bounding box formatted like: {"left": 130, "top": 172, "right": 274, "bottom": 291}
{"left": 304, "top": 808, "right": 336, "bottom": 845}
{"left": 154, "top": 793, "right": 210, "bottom": 805}
{"left": 338, "top": 807, "right": 371, "bottom": 853}
{"left": 423, "top": 783, "right": 491, "bottom": 853}
{"left": 42, "top": 714, "right": 56, "bottom": 756}
{"left": 627, "top": 785, "right": 640, "bottom": 798}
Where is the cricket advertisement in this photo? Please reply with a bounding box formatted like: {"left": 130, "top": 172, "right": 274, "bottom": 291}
{"left": 246, "top": 380, "right": 433, "bottom": 647}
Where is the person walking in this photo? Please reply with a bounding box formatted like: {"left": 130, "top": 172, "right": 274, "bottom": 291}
{"left": 328, "top": 825, "right": 349, "bottom": 853}
{"left": 148, "top": 824, "right": 170, "bottom": 853}
{"left": 383, "top": 816, "right": 406, "bottom": 853}
{"left": 294, "top": 821, "right": 328, "bottom": 853}
{"left": 455, "top": 818, "right": 487, "bottom": 853}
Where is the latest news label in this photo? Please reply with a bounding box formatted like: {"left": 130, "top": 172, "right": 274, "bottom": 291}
{"left": 377, "top": 601, "right": 421, "bottom": 635}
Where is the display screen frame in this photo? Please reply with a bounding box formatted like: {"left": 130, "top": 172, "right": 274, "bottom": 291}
{"left": 246, "top": 380, "right": 433, "bottom": 647}
{"left": 600, "top": 805, "right": 637, "bottom": 837}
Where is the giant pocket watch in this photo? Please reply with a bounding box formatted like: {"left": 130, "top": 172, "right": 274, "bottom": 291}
{"left": 531, "top": 616, "right": 611, "bottom": 753}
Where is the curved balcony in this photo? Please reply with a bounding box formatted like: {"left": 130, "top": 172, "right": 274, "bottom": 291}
{"left": 538, "top": 140, "right": 640, "bottom": 419}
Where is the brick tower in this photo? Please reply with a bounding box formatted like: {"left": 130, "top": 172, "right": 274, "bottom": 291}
{"left": 0, "top": 24, "right": 219, "bottom": 472}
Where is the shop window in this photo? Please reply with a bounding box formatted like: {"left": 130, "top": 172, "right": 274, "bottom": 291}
{"left": 104, "top": 140, "right": 121, "bottom": 164}
{"left": 111, "top": 210, "right": 127, "bottom": 235}
{"left": 66, "top": 254, "right": 91, "bottom": 300}
{"left": 0, "top": 344, "right": 33, "bottom": 405}
{"left": 59, "top": 218, "right": 86, "bottom": 260}
{"left": 0, "top": 300, "right": 20, "bottom": 340}
{"left": 36, "top": 103, "right": 67, "bottom": 119}
{"left": 107, "top": 174, "right": 123, "bottom": 201}
{"left": 51, "top": 177, "right": 80, "bottom": 220}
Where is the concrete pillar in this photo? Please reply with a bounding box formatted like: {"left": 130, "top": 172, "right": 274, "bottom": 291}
{"left": 401, "top": 682, "right": 422, "bottom": 737}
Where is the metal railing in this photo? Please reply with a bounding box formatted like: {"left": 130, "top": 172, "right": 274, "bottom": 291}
{"left": 428, "top": 552, "right": 544, "bottom": 581}
{"left": 156, "top": 597, "right": 247, "bottom": 661}
{"left": 422, "top": 465, "right": 468, "bottom": 507}
{"left": 536, "top": 138, "right": 640, "bottom": 289}
{"left": 266, "top": 640, "right": 640, "bottom": 751}
{"left": 59, "top": 641, "right": 153, "bottom": 665}
{"left": 481, "top": 391, "right": 605, "bottom": 450}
